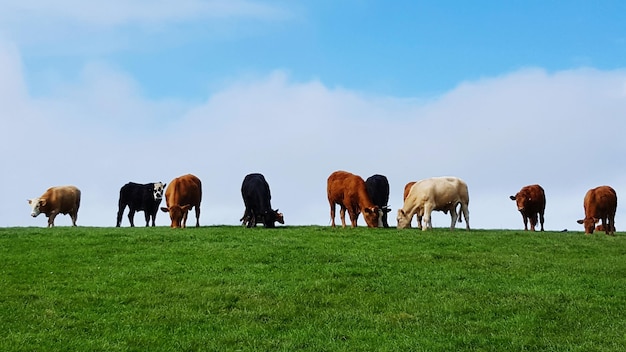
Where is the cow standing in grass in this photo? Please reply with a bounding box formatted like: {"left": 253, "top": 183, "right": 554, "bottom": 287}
{"left": 327, "top": 170, "right": 381, "bottom": 228}
{"left": 509, "top": 184, "right": 546, "bottom": 231}
{"left": 116, "top": 182, "right": 166, "bottom": 227}
{"left": 240, "top": 173, "right": 284, "bottom": 228}
{"left": 365, "top": 174, "right": 391, "bottom": 228}
{"left": 161, "top": 174, "right": 202, "bottom": 228}
{"left": 28, "top": 185, "right": 81, "bottom": 227}
{"left": 577, "top": 185, "right": 617, "bottom": 235}
{"left": 397, "top": 177, "right": 470, "bottom": 231}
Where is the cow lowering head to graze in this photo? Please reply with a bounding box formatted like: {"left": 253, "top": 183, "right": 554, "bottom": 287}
{"left": 397, "top": 177, "right": 470, "bottom": 231}
{"left": 116, "top": 181, "right": 166, "bottom": 227}
{"left": 327, "top": 170, "right": 381, "bottom": 228}
{"left": 28, "top": 185, "right": 81, "bottom": 227}
{"left": 509, "top": 184, "right": 546, "bottom": 231}
{"left": 576, "top": 185, "right": 617, "bottom": 235}
{"left": 160, "top": 174, "right": 202, "bottom": 228}
{"left": 240, "top": 173, "right": 284, "bottom": 228}
{"left": 365, "top": 174, "right": 391, "bottom": 228}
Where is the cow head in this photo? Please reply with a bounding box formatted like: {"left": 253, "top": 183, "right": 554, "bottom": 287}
{"left": 262, "top": 209, "right": 284, "bottom": 228}
{"left": 362, "top": 206, "right": 380, "bottom": 228}
{"left": 576, "top": 218, "right": 596, "bottom": 234}
{"left": 510, "top": 193, "right": 529, "bottom": 211}
{"left": 27, "top": 198, "right": 46, "bottom": 217}
{"left": 396, "top": 209, "right": 412, "bottom": 229}
{"left": 161, "top": 204, "right": 191, "bottom": 228}
{"left": 153, "top": 182, "right": 166, "bottom": 200}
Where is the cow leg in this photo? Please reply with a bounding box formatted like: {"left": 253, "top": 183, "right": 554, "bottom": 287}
{"left": 449, "top": 207, "right": 458, "bottom": 230}
{"left": 116, "top": 204, "right": 125, "bottom": 227}
{"left": 460, "top": 203, "right": 470, "bottom": 230}
{"left": 329, "top": 203, "right": 336, "bottom": 228}
{"left": 348, "top": 208, "right": 359, "bottom": 228}
{"left": 416, "top": 215, "right": 422, "bottom": 230}
{"left": 47, "top": 212, "right": 58, "bottom": 228}
{"left": 607, "top": 214, "right": 615, "bottom": 236}
{"left": 339, "top": 206, "right": 347, "bottom": 228}
{"left": 128, "top": 210, "right": 136, "bottom": 227}
{"left": 70, "top": 210, "right": 78, "bottom": 227}
{"left": 422, "top": 205, "right": 434, "bottom": 231}
{"left": 522, "top": 214, "right": 529, "bottom": 231}
{"left": 539, "top": 211, "right": 545, "bottom": 231}
{"left": 382, "top": 211, "right": 389, "bottom": 228}
{"left": 529, "top": 214, "right": 538, "bottom": 232}
{"left": 144, "top": 211, "right": 151, "bottom": 227}
{"left": 195, "top": 206, "right": 200, "bottom": 227}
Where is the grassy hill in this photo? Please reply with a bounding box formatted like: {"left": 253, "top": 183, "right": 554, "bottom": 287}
{"left": 1, "top": 226, "right": 625, "bottom": 351}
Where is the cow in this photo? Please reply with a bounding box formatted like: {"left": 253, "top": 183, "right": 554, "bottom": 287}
{"left": 509, "top": 184, "right": 546, "bottom": 231}
{"left": 160, "top": 174, "right": 202, "bottom": 228}
{"left": 116, "top": 182, "right": 166, "bottom": 227}
{"left": 239, "top": 173, "right": 284, "bottom": 228}
{"left": 402, "top": 181, "right": 418, "bottom": 227}
{"left": 365, "top": 174, "right": 391, "bottom": 228}
{"left": 327, "top": 170, "right": 381, "bottom": 228}
{"left": 576, "top": 185, "right": 617, "bottom": 235}
{"left": 397, "top": 176, "right": 470, "bottom": 231}
{"left": 27, "top": 185, "right": 81, "bottom": 227}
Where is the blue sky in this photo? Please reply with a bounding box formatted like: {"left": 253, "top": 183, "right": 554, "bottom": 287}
{"left": 2, "top": 1, "right": 626, "bottom": 229}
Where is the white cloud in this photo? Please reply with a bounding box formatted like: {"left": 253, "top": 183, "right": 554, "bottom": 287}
{"left": 2, "top": 40, "right": 626, "bottom": 231}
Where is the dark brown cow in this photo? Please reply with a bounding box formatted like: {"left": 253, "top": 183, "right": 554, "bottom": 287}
{"left": 576, "top": 185, "right": 617, "bottom": 235}
{"left": 509, "top": 184, "right": 546, "bottom": 231}
{"left": 160, "top": 174, "right": 202, "bottom": 228}
{"left": 327, "top": 170, "right": 380, "bottom": 228}
{"left": 28, "top": 185, "right": 81, "bottom": 227}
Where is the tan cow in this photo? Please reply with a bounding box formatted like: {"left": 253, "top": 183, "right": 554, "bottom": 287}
{"left": 576, "top": 185, "right": 617, "bottom": 235}
{"left": 161, "top": 174, "right": 202, "bottom": 228}
{"left": 327, "top": 170, "right": 380, "bottom": 228}
{"left": 28, "top": 185, "right": 81, "bottom": 227}
{"left": 397, "top": 176, "right": 470, "bottom": 231}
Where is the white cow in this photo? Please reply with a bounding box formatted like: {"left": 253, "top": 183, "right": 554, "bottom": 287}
{"left": 397, "top": 177, "right": 470, "bottom": 231}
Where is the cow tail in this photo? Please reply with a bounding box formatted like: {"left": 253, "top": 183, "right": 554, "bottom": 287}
{"left": 457, "top": 203, "right": 463, "bottom": 223}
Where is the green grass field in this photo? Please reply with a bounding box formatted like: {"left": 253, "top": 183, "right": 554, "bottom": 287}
{"left": 1, "top": 226, "right": 625, "bottom": 351}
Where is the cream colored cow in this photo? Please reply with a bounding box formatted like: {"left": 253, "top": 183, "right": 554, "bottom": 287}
{"left": 397, "top": 177, "right": 470, "bottom": 231}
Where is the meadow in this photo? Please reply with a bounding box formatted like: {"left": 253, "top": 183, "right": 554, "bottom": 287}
{"left": 1, "top": 226, "right": 625, "bottom": 351}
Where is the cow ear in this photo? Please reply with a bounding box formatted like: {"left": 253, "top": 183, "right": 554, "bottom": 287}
{"left": 576, "top": 219, "right": 584, "bottom": 224}
{"left": 509, "top": 195, "right": 516, "bottom": 201}
{"left": 27, "top": 199, "right": 32, "bottom": 204}
{"left": 160, "top": 207, "right": 169, "bottom": 213}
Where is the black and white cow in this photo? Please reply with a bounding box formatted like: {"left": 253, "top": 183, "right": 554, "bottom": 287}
{"left": 116, "top": 182, "right": 166, "bottom": 227}
{"left": 365, "top": 174, "right": 391, "bottom": 228}
{"left": 240, "top": 173, "right": 284, "bottom": 228}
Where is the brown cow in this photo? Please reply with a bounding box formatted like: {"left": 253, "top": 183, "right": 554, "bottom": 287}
{"left": 576, "top": 185, "right": 617, "bottom": 235}
{"left": 160, "top": 174, "right": 202, "bottom": 228}
{"left": 327, "top": 170, "right": 380, "bottom": 228}
{"left": 509, "top": 184, "right": 546, "bottom": 231}
{"left": 595, "top": 223, "right": 616, "bottom": 233}
{"left": 28, "top": 185, "right": 81, "bottom": 227}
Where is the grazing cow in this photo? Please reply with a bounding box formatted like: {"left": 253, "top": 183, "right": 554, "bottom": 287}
{"left": 397, "top": 176, "right": 470, "bottom": 231}
{"left": 576, "top": 185, "right": 617, "bottom": 235}
{"left": 116, "top": 182, "right": 166, "bottom": 227}
{"left": 28, "top": 185, "right": 81, "bottom": 227}
{"left": 509, "top": 184, "right": 546, "bottom": 231}
{"left": 160, "top": 174, "right": 202, "bottom": 228}
{"left": 402, "top": 181, "right": 418, "bottom": 227}
{"left": 365, "top": 174, "right": 391, "bottom": 228}
{"left": 240, "top": 173, "right": 284, "bottom": 228}
{"left": 327, "top": 170, "right": 381, "bottom": 228}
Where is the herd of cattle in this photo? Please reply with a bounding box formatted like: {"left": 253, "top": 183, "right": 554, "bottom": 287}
{"left": 26, "top": 171, "right": 618, "bottom": 235}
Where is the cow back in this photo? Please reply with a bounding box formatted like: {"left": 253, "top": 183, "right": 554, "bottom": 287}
{"left": 166, "top": 174, "right": 202, "bottom": 208}
{"left": 41, "top": 186, "right": 81, "bottom": 214}
{"left": 365, "top": 174, "right": 390, "bottom": 208}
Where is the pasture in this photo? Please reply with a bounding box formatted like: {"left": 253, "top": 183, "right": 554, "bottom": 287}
{"left": 1, "top": 226, "right": 625, "bottom": 351}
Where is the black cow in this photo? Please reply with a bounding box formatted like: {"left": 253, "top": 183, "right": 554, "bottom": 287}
{"left": 240, "top": 173, "right": 284, "bottom": 228}
{"left": 116, "top": 182, "right": 166, "bottom": 227}
{"left": 365, "top": 174, "right": 391, "bottom": 228}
